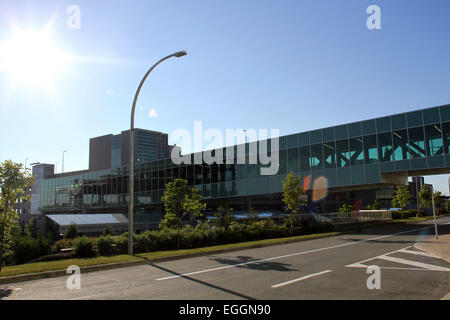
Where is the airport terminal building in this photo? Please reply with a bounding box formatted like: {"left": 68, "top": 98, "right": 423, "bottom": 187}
{"left": 36, "top": 104, "right": 450, "bottom": 230}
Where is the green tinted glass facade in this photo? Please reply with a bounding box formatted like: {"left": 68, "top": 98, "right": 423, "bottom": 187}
{"left": 40, "top": 105, "right": 450, "bottom": 213}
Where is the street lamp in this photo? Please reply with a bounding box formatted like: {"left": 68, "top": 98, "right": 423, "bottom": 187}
{"left": 128, "top": 50, "right": 187, "bottom": 255}
{"left": 430, "top": 185, "right": 439, "bottom": 239}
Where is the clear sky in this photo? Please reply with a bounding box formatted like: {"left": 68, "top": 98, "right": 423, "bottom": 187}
{"left": 0, "top": 0, "right": 449, "bottom": 194}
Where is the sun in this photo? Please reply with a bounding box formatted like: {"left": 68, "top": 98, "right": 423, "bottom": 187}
{"left": 0, "top": 26, "right": 70, "bottom": 89}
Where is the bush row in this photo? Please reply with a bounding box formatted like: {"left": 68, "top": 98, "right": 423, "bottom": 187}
{"left": 8, "top": 218, "right": 333, "bottom": 263}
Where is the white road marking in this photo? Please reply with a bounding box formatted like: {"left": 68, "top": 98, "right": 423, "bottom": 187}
{"left": 399, "top": 248, "right": 439, "bottom": 258}
{"left": 377, "top": 255, "right": 450, "bottom": 271}
{"left": 156, "top": 225, "right": 438, "bottom": 281}
{"left": 346, "top": 246, "right": 411, "bottom": 268}
{"left": 271, "top": 270, "right": 333, "bottom": 288}
{"left": 347, "top": 245, "right": 450, "bottom": 272}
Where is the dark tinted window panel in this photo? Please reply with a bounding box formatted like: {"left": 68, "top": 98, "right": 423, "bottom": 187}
{"left": 391, "top": 114, "right": 406, "bottom": 130}
{"left": 348, "top": 123, "right": 362, "bottom": 138}
{"left": 310, "top": 130, "right": 322, "bottom": 144}
{"left": 362, "top": 120, "right": 376, "bottom": 135}
{"left": 351, "top": 166, "right": 365, "bottom": 185}
{"left": 443, "top": 122, "right": 450, "bottom": 154}
{"left": 363, "top": 135, "right": 378, "bottom": 164}
{"left": 378, "top": 132, "right": 393, "bottom": 162}
{"left": 279, "top": 136, "right": 287, "bottom": 150}
{"left": 335, "top": 125, "right": 348, "bottom": 140}
{"left": 428, "top": 156, "right": 445, "bottom": 168}
{"left": 279, "top": 150, "right": 287, "bottom": 175}
{"left": 365, "top": 164, "right": 380, "bottom": 183}
{"left": 349, "top": 137, "right": 364, "bottom": 166}
{"left": 323, "top": 142, "right": 336, "bottom": 169}
{"left": 407, "top": 127, "right": 426, "bottom": 159}
{"left": 393, "top": 130, "right": 409, "bottom": 161}
{"left": 299, "top": 146, "right": 311, "bottom": 171}
{"left": 376, "top": 117, "right": 391, "bottom": 133}
{"left": 337, "top": 167, "right": 351, "bottom": 186}
{"left": 287, "top": 134, "right": 298, "bottom": 148}
{"left": 423, "top": 107, "right": 440, "bottom": 125}
{"left": 310, "top": 144, "right": 323, "bottom": 170}
{"left": 407, "top": 111, "right": 423, "bottom": 128}
{"left": 322, "top": 127, "right": 335, "bottom": 142}
{"left": 440, "top": 105, "right": 450, "bottom": 122}
{"left": 287, "top": 148, "right": 299, "bottom": 173}
{"left": 298, "top": 132, "right": 309, "bottom": 146}
{"left": 425, "top": 124, "right": 443, "bottom": 157}
{"left": 336, "top": 139, "right": 350, "bottom": 168}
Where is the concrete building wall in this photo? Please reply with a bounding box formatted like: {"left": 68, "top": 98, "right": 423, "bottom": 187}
{"left": 89, "top": 134, "right": 112, "bottom": 171}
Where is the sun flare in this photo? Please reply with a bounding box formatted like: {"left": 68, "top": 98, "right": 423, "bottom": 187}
{"left": 0, "top": 26, "right": 70, "bottom": 89}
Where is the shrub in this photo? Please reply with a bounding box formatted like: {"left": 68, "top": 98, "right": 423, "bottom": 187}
{"left": 52, "top": 238, "right": 74, "bottom": 253}
{"left": 96, "top": 235, "right": 115, "bottom": 256}
{"left": 115, "top": 235, "right": 128, "bottom": 254}
{"left": 74, "top": 236, "right": 95, "bottom": 257}
{"left": 64, "top": 224, "right": 79, "bottom": 239}
{"left": 103, "top": 225, "right": 115, "bottom": 236}
{"left": 11, "top": 235, "right": 51, "bottom": 264}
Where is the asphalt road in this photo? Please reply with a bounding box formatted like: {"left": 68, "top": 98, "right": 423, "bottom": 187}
{"left": 1, "top": 218, "right": 450, "bottom": 300}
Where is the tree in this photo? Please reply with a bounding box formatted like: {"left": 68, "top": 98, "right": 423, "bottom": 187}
{"left": 391, "top": 185, "right": 412, "bottom": 210}
{"left": 0, "top": 160, "right": 34, "bottom": 271}
{"left": 433, "top": 191, "right": 444, "bottom": 216}
{"left": 418, "top": 186, "right": 432, "bottom": 209}
{"left": 282, "top": 172, "right": 307, "bottom": 233}
{"left": 213, "top": 205, "right": 235, "bottom": 229}
{"left": 24, "top": 218, "right": 38, "bottom": 239}
{"left": 160, "top": 179, "right": 206, "bottom": 248}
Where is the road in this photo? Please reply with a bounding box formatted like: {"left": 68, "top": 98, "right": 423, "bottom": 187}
{"left": 1, "top": 218, "right": 449, "bottom": 300}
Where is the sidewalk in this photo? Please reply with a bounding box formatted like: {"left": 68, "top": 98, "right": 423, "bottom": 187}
{"left": 414, "top": 234, "right": 450, "bottom": 263}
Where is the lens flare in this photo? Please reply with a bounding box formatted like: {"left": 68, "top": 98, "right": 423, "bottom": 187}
{"left": 312, "top": 176, "right": 329, "bottom": 202}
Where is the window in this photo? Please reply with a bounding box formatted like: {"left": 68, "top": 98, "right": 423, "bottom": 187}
{"left": 443, "top": 122, "right": 450, "bottom": 154}
{"left": 310, "top": 144, "right": 323, "bottom": 170}
{"left": 287, "top": 148, "right": 299, "bottom": 172}
{"left": 323, "top": 142, "right": 336, "bottom": 169}
{"left": 363, "top": 135, "right": 378, "bottom": 163}
{"left": 425, "top": 124, "right": 443, "bottom": 156}
{"left": 407, "top": 127, "right": 426, "bottom": 158}
{"left": 336, "top": 140, "right": 350, "bottom": 168}
{"left": 378, "top": 132, "right": 393, "bottom": 162}
{"left": 349, "top": 137, "right": 364, "bottom": 166}
{"left": 299, "top": 146, "right": 311, "bottom": 171}
{"left": 393, "top": 130, "right": 409, "bottom": 161}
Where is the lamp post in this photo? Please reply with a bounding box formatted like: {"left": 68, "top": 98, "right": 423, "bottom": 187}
{"left": 62, "top": 150, "right": 67, "bottom": 173}
{"left": 128, "top": 51, "right": 187, "bottom": 255}
{"left": 431, "top": 185, "right": 439, "bottom": 239}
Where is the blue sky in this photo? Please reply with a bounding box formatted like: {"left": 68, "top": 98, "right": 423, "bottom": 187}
{"left": 0, "top": 0, "right": 449, "bottom": 194}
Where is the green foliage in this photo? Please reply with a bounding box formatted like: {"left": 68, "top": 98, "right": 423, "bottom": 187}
{"left": 339, "top": 203, "right": 352, "bottom": 213}
{"left": 24, "top": 218, "right": 38, "bottom": 238}
{"left": 160, "top": 179, "right": 206, "bottom": 230}
{"left": 433, "top": 191, "right": 444, "bottom": 212}
{"left": 64, "top": 223, "right": 79, "bottom": 239}
{"left": 96, "top": 235, "right": 115, "bottom": 256}
{"left": 392, "top": 185, "right": 412, "bottom": 210}
{"left": 282, "top": 172, "right": 306, "bottom": 214}
{"left": 52, "top": 238, "right": 74, "bottom": 253}
{"left": 418, "top": 186, "right": 432, "bottom": 209}
{"left": 366, "top": 199, "right": 382, "bottom": 210}
{"left": 245, "top": 207, "right": 259, "bottom": 225}
{"left": 0, "top": 160, "right": 34, "bottom": 270}
{"left": 73, "top": 236, "right": 95, "bottom": 257}
{"left": 10, "top": 234, "right": 50, "bottom": 264}
{"left": 446, "top": 200, "right": 450, "bottom": 213}
{"left": 213, "top": 205, "right": 236, "bottom": 229}
{"left": 102, "top": 225, "right": 115, "bottom": 236}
